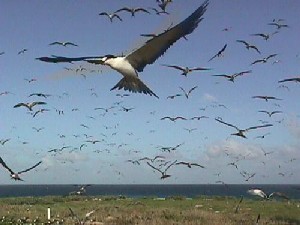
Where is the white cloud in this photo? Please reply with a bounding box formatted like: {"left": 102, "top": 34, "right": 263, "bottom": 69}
{"left": 202, "top": 93, "right": 217, "bottom": 102}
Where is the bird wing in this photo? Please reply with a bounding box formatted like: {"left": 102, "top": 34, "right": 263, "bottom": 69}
{"left": 13, "top": 103, "right": 28, "bottom": 109}
{"left": 49, "top": 42, "right": 61, "bottom": 46}
{"left": 266, "top": 54, "right": 277, "bottom": 60}
{"left": 0, "top": 157, "right": 15, "bottom": 175}
{"left": 236, "top": 40, "right": 248, "bottom": 46}
{"left": 125, "top": 1, "right": 209, "bottom": 72}
{"left": 165, "top": 160, "right": 177, "bottom": 172}
{"left": 147, "top": 162, "right": 163, "bottom": 173}
{"left": 246, "top": 124, "right": 273, "bottom": 131}
{"left": 99, "top": 12, "right": 109, "bottom": 16}
{"left": 135, "top": 8, "right": 150, "bottom": 14}
{"left": 161, "top": 64, "right": 185, "bottom": 71}
{"left": 65, "top": 42, "right": 78, "bottom": 47}
{"left": 278, "top": 78, "right": 300, "bottom": 83}
{"left": 113, "top": 14, "right": 123, "bottom": 21}
{"left": 18, "top": 161, "right": 42, "bottom": 174}
{"left": 191, "top": 163, "right": 205, "bottom": 168}
{"left": 188, "top": 86, "right": 198, "bottom": 95}
{"left": 32, "top": 101, "right": 47, "bottom": 107}
{"left": 215, "top": 118, "right": 239, "bottom": 131}
{"left": 114, "top": 7, "right": 132, "bottom": 13}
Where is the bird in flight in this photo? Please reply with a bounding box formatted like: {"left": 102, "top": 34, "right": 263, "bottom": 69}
{"left": 175, "top": 161, "right": 205, "bottom": 168}
{"left": 212, "top": 70, "right": 252, "bottom": 82}
{"left": 49, "top": 41, "right": 78, "bottom": 47}
{"left": 236, "top": 40, "right": 261, "bottom": 54}
{"left": 114, "top": 7, "right": 150, "bottom": 17}
{"left": 0, "top": 157, "right": 42, "bottom": 181}
{"left": 252, "top": 95, "right": 282, "bottom": 102}
{"left": 18, "top": 49, "right": 28, "bottom": 55}
{"left": 251, "top": 31, "right": 278, "bottom": 40}
{"left": 208, "top": 44, "right": 227, "bottom": 62}
{"left": 13, "top": 101, "right": 47, "bottom": 111}
{"left": 99, "top": 12, "right": 123, "bottom": 22}
{"left": 161, "top": 64, "right": 211, "bottom": 76}
{"left": 258, "top": 110, "right": 282, "bottom": 117}
{"left": 268, "top": 22, "right": 289, "bottom": 29}
{"left": 251, "top": 54, "right": 277, "bottom": 65}
{"left": 215, "top": 118, "right": 273, "bottom": 138}
{"left": 179, "top": 86, "right": 198, "bottom": 99}
{"left": 247, "top": 188, "right": 289, "bottom": 200}
{"left": 146, "top": 160, "right": 177, "bottom": 179}
{"left": 37, "top": 1, "right": 209, "bottom": 97}
{"left": 160, "top": 116, "right": 187, "bottom": 122}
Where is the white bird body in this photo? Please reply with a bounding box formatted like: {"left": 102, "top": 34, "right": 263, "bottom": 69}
{"left": 104, "top": 56, "right": 138, "bottom": 77}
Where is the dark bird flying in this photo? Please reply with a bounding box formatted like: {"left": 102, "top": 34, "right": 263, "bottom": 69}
{"left": 0, "top": 157, "right": 42, "bottom": 181}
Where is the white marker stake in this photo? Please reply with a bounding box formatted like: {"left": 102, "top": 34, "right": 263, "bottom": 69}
{"left": 47, "top": 207, "right": 51, "bottom": 220}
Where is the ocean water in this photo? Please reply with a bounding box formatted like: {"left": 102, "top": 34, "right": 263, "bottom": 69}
{"left": 0, "top": 184, "right": 299, "bottom": 199}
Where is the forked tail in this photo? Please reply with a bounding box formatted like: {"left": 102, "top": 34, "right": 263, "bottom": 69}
{"left": 111, "top": 76, "right": 158, "bottom": 98}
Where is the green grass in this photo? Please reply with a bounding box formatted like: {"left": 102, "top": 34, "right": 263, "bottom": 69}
{"left": 0, "top": 195, "right": 299, "bottom": 224}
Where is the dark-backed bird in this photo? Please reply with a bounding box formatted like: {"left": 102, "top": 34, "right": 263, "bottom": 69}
{"left": 258, "top": 110, "right": 282, "bottom": 117}
{"left": 28, "top": 93, "right": 51, "bottom": 98}
{"left": 99, "top": 12, "right": 123, "bottom": 22}
{"left": 208, "top": 44, "right": 227, "bottom": 62}
{"left": 146, "top": 160, "right": 177, "bottom": 179}
{"left": 14, "top": 101, "right": 46, "bottom": 111}
{"left": 161, "top": 64, "right": 210, "bottom": 76}
{"left": 49, "top": 41, "right": 78, "bottom": 47}
{"left": 251, "top": 31, "right": 278, "bottom": 40}
{"left": 179, "top": 86, "right": 198, "bottom": 99}
{"left": 0, "top": 157, "right": 42, "bottom": 181}
{"left": 268, "top": 22, "right": 289, "bottom": 29}
{"left": 114, "top": 7, "right": 150, "bottom": 17}
{"left": 175, "top": 161, "right": 205, "bottom": 168}
{"left": 252, "top": 95, "right": 282, "bottom": 102}
{"left": 251, "top": 54, "right": 277, "bottom": 65}
{"left": 160, "top": 116, "right": 187, "bottom": 122}
{"left": 236, "top": 40, "right": 261, "bottom": 54}
{"left": 37, "top": 1, "right": 209, "bottom": 97}
{"left": 212, "top": 70, "right": 252, "bottom": 82}
{"left": 215, "top": 118, "right": 273, "bottom": 139}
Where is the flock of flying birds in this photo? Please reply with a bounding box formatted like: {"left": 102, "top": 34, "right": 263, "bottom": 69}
{"left": 0, "top": 0, "right": 299, "bottom": 191}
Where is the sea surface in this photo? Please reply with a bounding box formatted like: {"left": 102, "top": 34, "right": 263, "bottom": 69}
{"left": 0, "top": 184, "right": 300, "bottom": 199}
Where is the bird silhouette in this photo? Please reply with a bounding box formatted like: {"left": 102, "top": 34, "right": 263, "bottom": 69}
{"left": 49, "top": 41, "right": 78, "bottom": 47}
{"left": 252, "top": 95, "right": 282, "bottom": 101}
{"left": 208, "top": 44, "right": 227, "bottom": 62}
{"left": 179, "top": 86, "right": 198, "bottom": 99}
{"left": 14, "top": 101, "right": 46, "bottom": 111}
{"left": 114, "top": 7, "right": 150, "bottom": 17}
{"left": 99, "top": 12, "right": 123, "bottom": 22}
{"left": 251, "top": 54, "right": 277, "bottom": 65}
{"left": 161, "top": 64, "right": 210, "bottom": 76}
{"left": 0, "top": 157, "right": 42, "bottom": 181}
{"left": 215, "top": 118, "right": 273, "bottom": 138}
{"left": 236, "top": 40, "right": 261, "bottom": 54}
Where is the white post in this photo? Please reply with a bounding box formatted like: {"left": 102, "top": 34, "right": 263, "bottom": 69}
{"left": 47, "top": 207, "right": 51, "bottom": 220}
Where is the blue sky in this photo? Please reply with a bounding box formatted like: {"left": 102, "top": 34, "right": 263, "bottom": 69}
{"left": 0, "top": 0, "right": 299, "bottom": 184}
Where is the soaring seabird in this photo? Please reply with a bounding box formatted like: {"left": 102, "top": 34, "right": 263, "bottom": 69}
{"left": 0, "top": 157, "right": 42, "bottom": 181}
{"left": 37, "top": 1, "right": 209, "bottom": 97}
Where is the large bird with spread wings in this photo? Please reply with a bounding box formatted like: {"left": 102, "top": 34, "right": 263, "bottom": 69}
{"left": 37, "top": 1, "right": 209, "bottom": 98}
{"left": 0, "top": 157, "right": 42, "bottom": 181}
